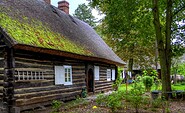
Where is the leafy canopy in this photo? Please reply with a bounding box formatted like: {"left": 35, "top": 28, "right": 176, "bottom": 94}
{"left": 73, "top": 3, "right": 97, "bottom": 27}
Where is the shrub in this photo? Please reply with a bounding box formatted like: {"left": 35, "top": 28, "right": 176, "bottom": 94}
{"left": 112, "top": 75, "right": 122, "bottom": 91}
{"left": 151, "top": 97, "right": 163, "bottom": 108}
{"left": 96, "top": 93, "right": 108, "bottom": 106}
{"left": 52, "top": 100, "right": 62, "bottom": 112}
{"left": 124, "top": 78, "right": 145, "bottom": 113}
{"left": 142, "top": 76, "right": 154, "bottom": 92}
{"left": 96, "top": 91, "right": 124, "bottom": 112}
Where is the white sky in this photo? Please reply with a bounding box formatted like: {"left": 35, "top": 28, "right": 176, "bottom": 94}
{"left": 52, "top": 0, "right": 89, "bottom": 15}
{"left": 51, "top": 0, "right": 103, "bottom": 20}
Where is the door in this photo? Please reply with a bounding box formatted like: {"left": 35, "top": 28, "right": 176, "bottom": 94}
{"left": 87, "top": 68, "right": 94, "bottom": 92}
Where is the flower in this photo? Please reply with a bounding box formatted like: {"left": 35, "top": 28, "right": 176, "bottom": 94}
{"left": 93, "top": 106, "right": 97, "bottom": 109}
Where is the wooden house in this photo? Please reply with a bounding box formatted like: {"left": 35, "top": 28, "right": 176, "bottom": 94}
{"left": 0, "top": 0, "right": 125, "bottom": 112}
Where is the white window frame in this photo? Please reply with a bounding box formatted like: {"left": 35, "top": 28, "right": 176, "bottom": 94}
{"left": 107, "top": 69, "right": 111, "bottom": 81}
{"left": 94, "top": 66, "right": 100, "bottom": 80}
{"left": 64, "top": 65, "right": 72, "bottom": 85}
{"left": 54, "top": 65, "right": 72, "bottom": 85}
{"left": 112, "top": 69, "right": 116, "bottom": 80}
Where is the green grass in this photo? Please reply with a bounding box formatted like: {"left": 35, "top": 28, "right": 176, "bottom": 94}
{"left": 118, "top": 84, "right": 133, "bottom": 91}
{"left": 119, "top": 82, "right": 185, "bottom": 92}
{"left": 172, "top": 82, "right": 185, "bottom": 90}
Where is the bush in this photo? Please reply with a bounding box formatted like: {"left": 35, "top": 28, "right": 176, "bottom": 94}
{"left": 124, "top": 78, "right": 146, "bottom": 113}
{"left": 96, "top": 91, "right": 124, "bottom": 112}
{"left": 142, "top": 76, "right": 154, "bottom": 92}
{"left": 151, "top": 97, "right": 163, "bottom": 108}
{"left": 52, "top": 100, "right": 62, "bottom": 112}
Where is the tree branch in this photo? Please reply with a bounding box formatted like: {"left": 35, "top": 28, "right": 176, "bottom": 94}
{"left": 173, "top": 4, "right": 185, "bottom": 16}
{"left": 172, "top": 25, "right": 185, "bottom": 32}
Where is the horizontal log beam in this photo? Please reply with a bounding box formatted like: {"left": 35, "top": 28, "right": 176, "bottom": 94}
{"left": 16, "top": 90, "right": 81, "bottom": 106}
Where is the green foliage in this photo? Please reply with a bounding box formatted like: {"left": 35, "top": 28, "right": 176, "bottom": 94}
{"left": 81, "top": 87, "right": 87, "bottom": 98}
{"left": 52, "top": 100, "right": 62, "bottom": 112}
{"left": 73, "top": 3, "right": 97, "bottom": 27}
{"left": 151, "top": 97, "right": 163, "bottom": 108}
{"left": 96, "top": 91, "right": 124, "bottom": 112}
{"left": 124, "top": 78, "right": 146, "bottom": 113}
{"left": 172, "top": 83, "right": 185, "bottom": 90}
{"left": 112, "top": 68, "right": 123, "bottom": 90}
{"left": 142, "top": 76, "right": 154, "bottom": 92}
{"left": 89, "top": 0, "right": 156, "bottom": 69}
{"left": 89, "top": 0, "right": 185, "bottom": 100}
{"left": 142, "top": 70, "right": 156, "bottom": 91}
{"left": 0, "top": 11, "right": 93, "bottom": 56}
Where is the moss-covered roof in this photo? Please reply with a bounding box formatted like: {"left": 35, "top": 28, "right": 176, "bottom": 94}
{"left": 0, "top": 0, "right": 125, "bottom": 65}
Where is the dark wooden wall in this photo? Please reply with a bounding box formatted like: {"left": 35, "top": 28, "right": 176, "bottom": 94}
{"left": 1, "top": 49, "right": 116, "bottom": 112}
{"left": 94, "top": 65, "right": 114, "bottom": 93}
{"left": 13, "top": 50, "right": 86, "bottom": 111}
{"left": 0, "top": 51, "right": 4, "bottom": 101}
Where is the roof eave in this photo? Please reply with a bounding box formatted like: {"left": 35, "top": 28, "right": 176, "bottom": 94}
{"left": 13, "top": 44, "right": 126, "bottom": 66}
{"left": 0, "top": 26, "right": 17, "bottom": 47}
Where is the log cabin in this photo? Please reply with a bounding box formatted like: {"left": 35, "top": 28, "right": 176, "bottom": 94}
{"left": 0, "top": 0, "right": 126, "bottom": 112}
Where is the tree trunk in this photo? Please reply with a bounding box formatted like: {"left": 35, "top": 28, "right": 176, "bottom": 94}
{"left": 152, "top": 0, "right": 172, "bottom": 99}
{"left": 128, "top": 58, "right": 133, "bottom": 72}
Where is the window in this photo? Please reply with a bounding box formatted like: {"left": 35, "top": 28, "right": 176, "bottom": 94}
{"left": 15, "top": 70, "right": 45, "bottom": 81}
{"left": 107, "top": 69, "right": 111, "bottom": 81}
{"left": 55, "top": 65, "right": 72, "bottom": 85}
{"left": 112, "top": 69, "right": 115, "bottom": 80}
{"left": 94, "top": 66, "right": 99, "bottom": 80}
{"left": 64, "top": 66, "right": 72, "bottom": 85}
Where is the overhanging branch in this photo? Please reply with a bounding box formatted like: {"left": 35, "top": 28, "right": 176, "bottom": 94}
{"left": 172, "top": 25, "right": 185, "bottom": 32}
{"left": 173, "top": 4, "right": 185, "bottom": 16}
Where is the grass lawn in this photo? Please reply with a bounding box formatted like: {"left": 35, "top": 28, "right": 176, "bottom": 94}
{"left": 119, "top": 82, "right": 185, "bottom": 92}
{"left": 172, "top": 82, "right": 185, "bottom": 90}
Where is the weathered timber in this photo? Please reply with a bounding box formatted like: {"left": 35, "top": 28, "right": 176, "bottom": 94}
{"left": 3, "top": 47, "right": 15, "bottom": 113}
{"left": 14, "top": 82, "right": 85, "bottom": 94}
{"left": 16, "top": 90, "right": 81, "bottom": 106}
{"left": 15, "top": 80, "right": 54, "bottom": 89}
{"left": 95, "top": 87, "right": 113, "bottom": 93}
{"left": 14, "top": 86, "right": 83, "bottom": 99}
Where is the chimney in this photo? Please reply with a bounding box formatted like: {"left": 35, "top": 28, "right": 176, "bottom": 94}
{"left": 44, "top": 0, "right": 51, "bottom": 4}
{"left": 58, "top": 0, "right": 69, "bottom": 14}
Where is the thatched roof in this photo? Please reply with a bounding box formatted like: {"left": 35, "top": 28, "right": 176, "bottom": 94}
{"left": 0, "top": 0, "right": 125, "bottom": 65}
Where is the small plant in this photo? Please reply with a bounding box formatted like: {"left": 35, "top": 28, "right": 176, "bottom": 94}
{"left": 153, "top": 76, "right": 161, "bottom": 90}
{"left": 96, "top": 91, "right": 124, "bottom": 112}
{"left": 96, "top": 93, "right": 107, "bottom": 106}
{"left": 151, "top": 97, "right": 163, "bottom": 108}
{"left": 107, "top": 91, "right": 123, "bottom": 112}
{"left": 52, "top": 100, "right": 62, "bottom": 112}
{"left": 112, "top": 75, "right": 122, "bottom": 91}
{"left": 142, "top": 70, "right": 154, "bottom": 92}
{"left": 124, "top": 77, "right": 145, "bottom": 113}
{"left": 81, "top": 87, "right": 87, "bottom": 98}
{"left": 142, "top": 76, "right": 154, "bottom": 92}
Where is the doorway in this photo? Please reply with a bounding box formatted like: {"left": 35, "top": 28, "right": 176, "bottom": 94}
{"left": 87, "top": 68, "right": 94, "bottom": 92}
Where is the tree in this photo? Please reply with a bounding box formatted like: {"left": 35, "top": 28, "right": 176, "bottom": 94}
{"left": 89, "top": 0, "right": 185, "bottom": 99}
{"left": 152, "top": 0, "right": 185, "bottom": 98}
{"left": 73, "top": 3, "right": 97, "bottom": 27}
{"left": 89, "top": 0, "right": 156, "bottom": 72}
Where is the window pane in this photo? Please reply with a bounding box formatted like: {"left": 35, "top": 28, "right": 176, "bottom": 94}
{"left": 65, "top": 68, "right": 67, "bottom": 73}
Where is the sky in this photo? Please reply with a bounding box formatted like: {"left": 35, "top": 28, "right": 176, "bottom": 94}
{"left": 51, "top": 0, "right": 102, "bottom": 20}
{"left": 51, "top": 0, "right": 90, "bottom": 15}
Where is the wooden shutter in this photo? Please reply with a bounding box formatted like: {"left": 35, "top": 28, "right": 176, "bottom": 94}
{"left": 54, "top": 66, "right": 64, "bottom": 85}
{"left": 112, "top": 69, "right": 115, "bottom": 80}
{"left": 94, "top": 66, "right": 99, "bottom": 80}
{"left": 107, "top": 69, "right": 111, "bottom": 81}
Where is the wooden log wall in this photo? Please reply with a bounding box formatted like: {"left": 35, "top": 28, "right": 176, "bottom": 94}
{"left": 94, "top": 65, "right": 115, "bottom": 93}
{"left": 0, "top": 53, "right": 4, "bottom": 101}
{"left": 14, "top": 51, "right": 86, "bottom": 111}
